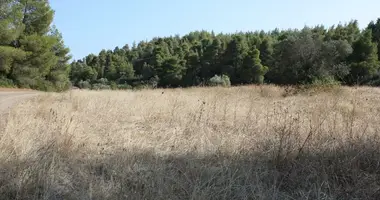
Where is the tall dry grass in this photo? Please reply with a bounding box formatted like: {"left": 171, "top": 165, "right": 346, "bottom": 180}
{"left": 1, "top": 85, "right": 380, "bottom": 199}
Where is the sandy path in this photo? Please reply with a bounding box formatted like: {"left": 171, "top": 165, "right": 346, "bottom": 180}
{"left": 0, "top": 91, "right": 40, "bottom": 114}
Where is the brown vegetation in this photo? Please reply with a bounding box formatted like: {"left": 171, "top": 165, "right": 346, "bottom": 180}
{"left": 1, "top": 85, "right": 380, "bottom": 199}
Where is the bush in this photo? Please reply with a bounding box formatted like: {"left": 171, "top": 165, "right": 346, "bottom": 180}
{"left": 92, "top": 83, "right": 111, "bottom": 90}
{"left": 78, "top": 80, "right": 91, "bottom": 89}
{"left": 117, "top": 84, "right": 132, "bottom": 90}
{"left": 97, "top": 78, "right": 109, "bottom": 85}
{"left": 368, "top": 78, "right": 380, "bottom": 86}
{"left": 148, "top": 75, "right": 159, "bottom": 88}
{"left": 110, "top": 81, "right": 117, "bottom": 90}
{"left": 308, "top": 77, "right": 342, "bottom": 93}
{"left": 54, "top": 80, "right": 72, "bottom": 92}
{"left": 133, "top": 84, "right": 151, "bottom": 90}
{"left": 208, "top": 75, "right": 231, "bottom": 87}
{"left": 282, "top": 77, "right": 343, "bottom": 97}
{"left": 310, "top": 76, "right": 341, "bottom": 87}
{"left": 35, "top": 80, "right": 55, "bottom": 92}
{"left": 367, "top": 71, "right": 380, "bottom": 86}
{"left": 0, "top": 77, "right": 15, "bottom": 88}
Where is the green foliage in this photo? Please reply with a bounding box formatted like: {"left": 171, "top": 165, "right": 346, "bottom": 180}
{"left": 367, "top": 19, "right": 380, "bottom": 61}
{"left": 0, "top": 0, "right": 71, "bottom": 91}
{"left": 72, "top": 20, "right": 380, "bottom": 89}
{"left": 310, "top": 76, "right": 342, "bottom": 87}
{"left": 92, "top": 83, "right": 111, "bottom": 90}
{"left": 347, "top": 30, "right": 380, "bottom": 85}
{"left": 303, "top": 77, "right": 343, "bottom": 96}
{"left": 222, "top": 35, "right": 249, "bottom": 84}
{"left": 78, "top": 80, "right": 91, "bottom": 89}
{"left": 240, "top": 48, "right": 268, "bottom": 84}
{"left": 147, "top": 75, "right": 159, "bottom": 88}
{"left": 157, "top": 56, "right": 184, "bottom": 87}
{"left": 208, "top": 75, "right": 231, "bottom": 87}
{"left": 0, "top": 46, "right": 27, "bottom": 74}
{"left": 3, "top": 3, "right": 380, "bottom": 91}
{"left": 327, "top": 20, "right": 360, "bottom": 44}
{"left": 117, "top": 84, "right": 133, "bottom": 90}
{"left": 20, "top": 0, "right": 55, "bottom": 35}
{"left": 0, "top": 76, "right": 15, "bottom": 87}
{"left": 110, "top": 81, "right": 117, "bottom": 90}
{"left": 267, "top": 28, "right": 353, "bottom": 85}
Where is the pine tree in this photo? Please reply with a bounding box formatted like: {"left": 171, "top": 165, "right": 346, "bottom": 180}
{"left": 329, "top": 20, "right": 360, "bottom": 44}
{"left": 157, "top": 56, "right": 184, "bottom": 87}
{"left": 259, "top": 37, "right": 274, "bottom": 70}
{"left": 240, "top": 48, "right": 268, "bottom": 84}
{"left": 222, "top": 35, "right": 249, "bottom": 84}
{"left": 1, "top": 0, "right": 71, "bottom": 90}
{"left": 0, "top": 0, "right": 26, "bottom": 84}
{"left": 182, "top": 51, "right": 201, "bottom": 86}
{"left": 46, "top": 26, "right": 72, "bottom": 91}
{"left": 347, "top": 30, "right": 380, "bottom": 84}
{"left": 367, "top": 18, "right": 380, "bottom": 60}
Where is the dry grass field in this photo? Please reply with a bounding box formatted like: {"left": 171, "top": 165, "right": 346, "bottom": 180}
{"left": 1, "top": 85, "right": 380, "bottom": 199}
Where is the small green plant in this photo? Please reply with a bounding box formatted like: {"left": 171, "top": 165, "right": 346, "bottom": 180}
{"left": 208, "top": 75, "right": 231, "bottom": 87}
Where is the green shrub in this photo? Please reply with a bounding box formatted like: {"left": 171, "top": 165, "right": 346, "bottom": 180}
{"left": 368, "top": 78, "right": 380, "bottom": 86}
{"left": 367, "top": 72, "right": 380, "bottom": 86}
{"left": 36, "top": 81, "right": 55, "bottom": 92}
{"left": 78, "top": 80, "right": 91, "bottom": 89}
{"left": 110, "top": 81, "right": 117, "bottom": 90}
{"left": 97, "top": 78, "right": 109, "bottom": 85}
{"left": 133, "top": 84, "right": 151, "bottom": 90}
{"left": 0, "top": 76, "right": 15, "bottom": 88}
{"left": 308, "top": 77, "right": 342, "bottom": 93}
{"left": 310, "top": 76, "right": 341, "bottom": 87}
{"left": 283, "top": 77, "right": 343, "bottom": 97}
{"left": 148, "top": 75, "right": 159, "bottom": 88}
{"left": 54, "top": 81, "right": 72, "bottom": 92}
{"left": 92, "top": 83, "right": 111, "bottom": 90}
{"left": 117, "top": 84, "right": 132, "bottom": 90}
{"left": 208, "top": 75, "right": 231, "bottom": 87}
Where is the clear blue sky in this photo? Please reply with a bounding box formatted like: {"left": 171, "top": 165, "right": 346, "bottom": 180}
{"left": 50, "top": 0, "right": 380, "bottom": 60}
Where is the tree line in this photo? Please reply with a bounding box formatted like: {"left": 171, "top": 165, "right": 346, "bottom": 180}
{"left": 71, "top": 20, "right": 380, "bottom": 89}
{"left": 2, "top": 1, "right": 380, "bottom": 91}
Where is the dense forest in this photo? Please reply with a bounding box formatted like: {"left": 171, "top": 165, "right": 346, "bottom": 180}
{"left": 71, "top": 19, "right": 380, "bottom": 89}
{"left": 2, "top": 1, "right": 380, "bottom": 91}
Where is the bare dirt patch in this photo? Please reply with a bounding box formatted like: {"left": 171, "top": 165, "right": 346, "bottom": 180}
{"left": 0, "top": 92, "right": 39, "bottom": 114}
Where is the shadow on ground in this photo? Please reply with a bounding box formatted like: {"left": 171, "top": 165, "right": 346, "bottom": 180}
{"left": 0, "top": 137, "right": 380, "bottom": 200}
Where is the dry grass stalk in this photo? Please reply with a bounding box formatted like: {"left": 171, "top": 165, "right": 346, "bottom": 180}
{"left": 0, "top": 85, "right": 380, "bottom": 199}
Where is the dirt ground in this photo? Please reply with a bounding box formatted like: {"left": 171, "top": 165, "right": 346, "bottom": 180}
{"left": 0, "top": 91, "right": 39, "bottom": 114}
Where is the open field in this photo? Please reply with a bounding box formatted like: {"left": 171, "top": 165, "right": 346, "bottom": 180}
{"left": 1, "top": 85, "right": 380, "bottom": 199}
